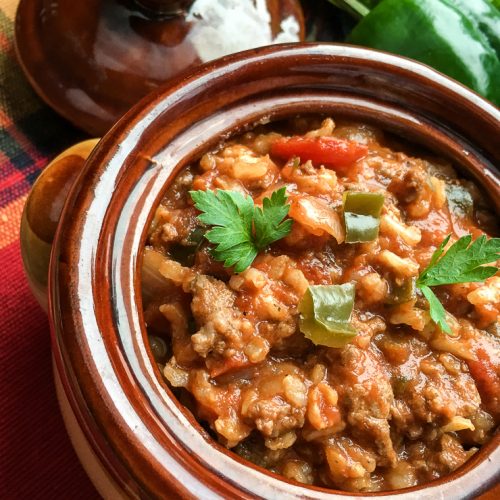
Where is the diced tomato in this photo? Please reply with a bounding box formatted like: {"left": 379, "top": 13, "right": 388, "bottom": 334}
{"left": 467, "top": 347, "right": 500, "bottom": 418}
{"left": 208, "top": 353, "right": 252, "bottom": 378}
{"left": 270, "top": 136, "right": 368, "bottom": 172}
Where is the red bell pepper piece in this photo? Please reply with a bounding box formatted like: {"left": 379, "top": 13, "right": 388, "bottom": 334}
{"left": 271, "top": 136, "right": 368, "bottom": 172}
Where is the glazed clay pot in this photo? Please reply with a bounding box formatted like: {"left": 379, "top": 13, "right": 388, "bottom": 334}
{"left": 21, "top": 44, "right": 499, "bottom": 499}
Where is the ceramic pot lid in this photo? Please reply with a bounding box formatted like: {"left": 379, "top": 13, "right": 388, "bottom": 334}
{"left": 15, "top": 0, "right": 304, "bottom": 136}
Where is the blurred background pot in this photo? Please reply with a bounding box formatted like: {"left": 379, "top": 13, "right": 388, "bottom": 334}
{"left": 14, "top": 0, "right": 304, "bottom": 136}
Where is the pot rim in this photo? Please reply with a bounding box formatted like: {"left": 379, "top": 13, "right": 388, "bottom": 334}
{"left": 48, "top": 43, "right": 500, "bottom": 499}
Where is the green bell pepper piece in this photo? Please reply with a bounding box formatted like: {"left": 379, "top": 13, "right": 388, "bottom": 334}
{"left": 446, "top": 184, "right": 474, "bottom": 219}
{"left": 386, "top": 277, "right": 417, "bottom": 305}
{"left": 298, "top": 283, "right": 357, "bottom": 348}
{"left": 348, "top": 0, "right": 500, "bottom": 106}
{"left": 343, "top": 191, "right": 385, "bottom": 243}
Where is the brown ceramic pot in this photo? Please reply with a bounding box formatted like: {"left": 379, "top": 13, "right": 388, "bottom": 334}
{"left": 21, "top": 44, "right": 500, "bottom": 499}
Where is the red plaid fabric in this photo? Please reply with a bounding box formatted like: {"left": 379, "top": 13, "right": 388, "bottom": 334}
{"left": 0, "top": 2, "right": 98, "bottom": 498}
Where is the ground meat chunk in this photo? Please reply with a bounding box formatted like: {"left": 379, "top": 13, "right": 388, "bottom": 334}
{"left": 387, "top": 160, "right": 429, "bottom": 206}
{"left": 190, "top": 275, "right": 235, "bottom": 323}
{"left": 399, "top": 354, "right": 481, "bottom": 427}
{"left": 190, "top": 275, "right": 254, "bottom": 359}
{"left": 244, "top": 396, "right": 305, "bottom": 438}
{"left": 241, "top": 363, "right": 308, "bottom": 438}
{"left": 339, "top": 345, "right": 397, "bottom": 466}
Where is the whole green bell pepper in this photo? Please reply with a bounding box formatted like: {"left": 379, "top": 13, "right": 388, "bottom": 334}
{"left": 338, "top": 0, "right": 500, "bottom": 106}
{"left": 451, "top": 0, "right": 500, "bottom": 56}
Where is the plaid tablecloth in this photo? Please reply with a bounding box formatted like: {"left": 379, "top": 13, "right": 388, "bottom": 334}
{"left": 0, "top": 1, "right": 98, "bottom": 497}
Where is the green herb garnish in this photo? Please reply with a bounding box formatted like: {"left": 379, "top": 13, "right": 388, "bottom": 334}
{"left": 417, "top": 234, "right": 500, "bottom": 334}
{"left": 189, "top": 187, "right": 293, "bottom": 273}
{"left": 298, "top": 283, "right": 357, "bottom": 348}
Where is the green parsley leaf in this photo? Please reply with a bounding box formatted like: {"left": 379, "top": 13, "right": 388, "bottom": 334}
{"left": 417, "top": 234, "right": 500, "bottom": 333}
{"left": 189, "top": 187, "right": 292, "bottom": 273}
{"left": 419, "top": 285, "right": 452, "bottom": 335}
{"left": 253, "top": 188, "right": 293, "bottom": 249}
{"left": 418, "top": 235, "right": 500, "bottom": 287}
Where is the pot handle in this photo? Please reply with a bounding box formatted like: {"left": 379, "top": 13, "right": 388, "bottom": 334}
{"left": 20, "top": 139, "right": 100, "bottom": 312}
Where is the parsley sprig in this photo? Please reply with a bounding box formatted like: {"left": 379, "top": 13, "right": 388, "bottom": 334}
{"left": 189, "top": 187, "right": 292, "bottom": 272}
{"left": 416, "top": 234, "right": 500, "bottom": 334}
